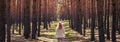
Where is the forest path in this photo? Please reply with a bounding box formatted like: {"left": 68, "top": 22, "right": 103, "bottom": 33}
{"left": 11, "top": 20, "right": 120, "bottom": 42}
{"left": 11, "top": 34, "right": 69, "bottom": 42}
{"left": 11, "top": 21, "right": 72, "bottom": 42}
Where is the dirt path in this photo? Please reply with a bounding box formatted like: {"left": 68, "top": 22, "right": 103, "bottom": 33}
{"left": 11, "top": 34, "right": 69, "bottom": 42}
{"left": 10, "top": 21, "right": 120, "bottom": 42}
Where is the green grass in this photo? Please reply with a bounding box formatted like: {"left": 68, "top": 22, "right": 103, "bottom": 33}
{"left": 39, "top": 20, "right": 81, "bottom": 42}
{"left": 12, "top": 18, "right": 120, "bottom": 42}
{"left": 59, "top": 20, "right": 78, "bottom": 41}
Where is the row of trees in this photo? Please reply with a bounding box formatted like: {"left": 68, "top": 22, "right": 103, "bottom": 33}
{"left": 0, "top": 0, "right": 120, "bottom": 42}
{"left": 54, "top": 0, "right": 119, "bottom": 42}
{"left": 62, "top": 0, "right": 120, "bottom": 42}
{"left": 0, "top": 0, "right": 56, "bottom": 42}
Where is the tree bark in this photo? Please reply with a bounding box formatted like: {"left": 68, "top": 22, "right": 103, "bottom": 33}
{"left": 43, "top": 0, "right": 48, "bottom": 30}
{"left": 91, "top": 0, "right": 95, "bottom": 41}
{"left": 32, "top": 0, "right": 38, "bottom": 39}
{"left": 106, "top": 0, "right": 110, "bottom": 40}
{"left": 76, "top": 0, "right": 82, "bottom": 35}
{"left": 37, "top": 0, "right": 41, "bottom": 37}
{"left": 118, "top": 0, "right": 120, "bottom": 34}
{"left": 111, "top": 0, "right": 117, "bottom": 42}
{"left": 0, "top": 0, "right": 6, "bottom": 42}
{"left": 23, "top": 0, "right": 31, "bottom": 39}
{"left": 97, "top": 0, "right": 105, "bottom": 42}
{"left": 6, "top": 0, "right": 11, "bottom": 42}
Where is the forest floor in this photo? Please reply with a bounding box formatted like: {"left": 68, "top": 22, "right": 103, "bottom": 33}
{"left": 11, "top": 20, "right": 120, "bottom": 42}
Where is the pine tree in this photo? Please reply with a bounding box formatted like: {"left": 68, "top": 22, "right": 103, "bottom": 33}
{"left": 111, "top": 0, "right": 117, "bottom": 42}
{"left": 106, "top": 0, "right": 110, "bottom": 40}
{"left": 91, "top": 0, "right": 95, "bottom": 41}
{"left": 76, "top": 0, "right": 82, "bottom": 35}
{"left": 97, "top": 0, "right": 105, "bottom": 42}
{"left": 32, "top": 0, "right": 37, "bottom": 39}
{"left": 6, "top": 0, "right": 11, "bottom": 42}
{"left": 37, "top": 0, "right": 41, "bottom": 37}
{"left": 23, "top": 0, "right": 31, "bottom": 39}
{"left": 0, "top": 0, "right": 6, "bottom": 42}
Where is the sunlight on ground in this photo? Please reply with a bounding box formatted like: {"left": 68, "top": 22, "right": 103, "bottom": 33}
{"left": 11, "top": 20, "right": 120, "bottom": 42}
{"left": 11, "top": 20, "right": 89, "bottom": 42}
{"left": 38, "top": 20, "right": 83, "bottom": 42}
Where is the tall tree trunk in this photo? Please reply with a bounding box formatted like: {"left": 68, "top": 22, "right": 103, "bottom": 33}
{"left": 103, "top": 0, "right": 107, "bottom": 33}
{"left": 76, "top": 0, "right": 82, "bottom": 35}
{"left": 97, "top": 0, "right": 105, "bottom": 42}
{"left": 91, "top": 0, "right": 95, "bottom": 41}
{"left": 43, "top": 0, "right": 48, "bottom": 30}
{"left": 32, "top": 0, "right": 37, "bottom": 39}
{"left": 37, "top": 0, "right": 41, "bottom": 37}
{"left": 111, "top": 0, "right": 117, "bottom": 42}
{"left": 116, "top": 0, "right": 119, "bottom": 35}
{"left": 6, "top": 0, "right": 11, "bottom": 42}
{"left": 73, "top": 0, "right": 77, "bottom": 30}
{"left": 0, "top": 0, "right": 6, "bottom": 42}
{"left": 17, "top": 0, "right": 21, "bottom": 35}
{"left": 21, "top": 0, "right": 24, "bottom": 32}
{"left": 70, "top": 0, "right": 74, "bottom": 29}
{"left": 74, "top": 0, "right": 77, "bottom": 30}
{"left": 23, "top": 0, "right": 31, "bottom": 39}
{"left": 88, "top": 0, "right": 92, "bottom": 29}
{"left": 118, "top": 0, "right": 120, "bottom": 34}
{"left": 106, "top": 0, "right": 110, "bottom": 40}
{"left": 83, "top": 15, "right": 86, "bottom": 36}
{"left": 11, "top": 0, "right": 16, "bottom": 34}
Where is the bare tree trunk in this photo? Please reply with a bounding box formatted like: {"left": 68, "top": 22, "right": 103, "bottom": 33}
{"left": 0, "top": 0, "right": 6, "bottom": 42}
{"left": 11, "top": 0, "right": 16, "bottom": 34}
{"left": 23, "top": 0, "right": 31, "bottom": 39}
{"left": 106, "top": 0, "right": 110, "bottom": 40}
{"left": 73, "top": 0, "right": 77, "bottom": 30}
{"left": 31, "top": 0, "right": 38, "bottom": 39}
{"left": 17, "top": 0, "right": 21, "bottom": 35}
{"left": 6, "top": 0, "right": 11, "bottom": 42}
{"left": 70, "top": 0, "right": 74, "bottom": 29}
{"left": 116, "top": 0, "right": 119, "bottom": 32}
{"left": 97, "top": 0, "right": 105, "bottom": 42}
{"left": 111, "top": 0, "right": 117, "bottom": 42}
{"left": 103, "top": 0, "right": 107, "bottom": 33}
{"left": 76, "top": 0, "right": 82, "bottom": 35}
{"left": 37, "top": 0, "right": 41, "bottom": 37}
{"left": 118, "top": 0, "right": 120, "bottom": 34}
{"left": 91, "top": 0, "right": 95, "bottom": 41}
{"left": 43, "top": 0, "right": 48, "bottom": 30}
